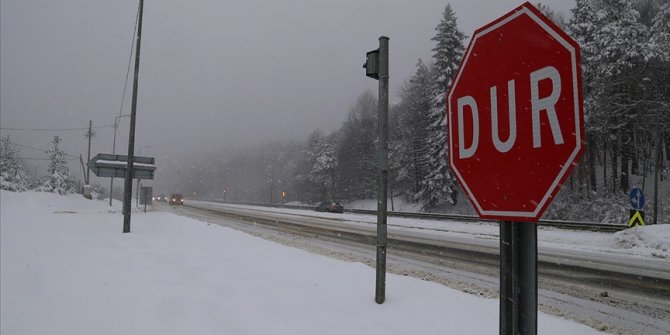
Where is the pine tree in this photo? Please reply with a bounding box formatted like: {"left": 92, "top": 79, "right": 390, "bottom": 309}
{"left": 303, "top": 129, "right": 338, "bottom": 200}
{"left": 597, "top": 0, "right": 649, "bottom": 193}
{"left": 0, "top": 136, "right": 29, "bottom": 192}
{"left": 37, "top": 136, "right": 75, "bottom": 195}
{"left": 396, "top": 60, "right": 434, "bottom": 198}
{"left": 335, "top": 91, "right": 378, "bottom": 200}
{"left": 647, "top": 2, "right": 670, "bottom": 63}
{"left": 592, "top": 0, "right": 648, "bottom": 78}
{"left": 536, "top": 2, "right": 566, "bottom": 28}
{"left": 569, "top": 0, "right": 604, "bottom": 191}
{"left": 420, "top": 4, "right": 465, "bottom": 210}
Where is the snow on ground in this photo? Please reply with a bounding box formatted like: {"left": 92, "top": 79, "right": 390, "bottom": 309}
{"left": 206, "top": 202, "right": 670, "bottom": 260}
{"left": 1, "top": 190, "right": 612, "bottom": 335}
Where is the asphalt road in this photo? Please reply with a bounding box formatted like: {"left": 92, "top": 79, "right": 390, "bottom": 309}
{"left": 159, "top": 201, "right": 670, "bottom": 335}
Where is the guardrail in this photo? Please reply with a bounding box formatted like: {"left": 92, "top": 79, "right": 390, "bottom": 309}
{"left": 192, "top": 198, "right": 627, "bottom": 233}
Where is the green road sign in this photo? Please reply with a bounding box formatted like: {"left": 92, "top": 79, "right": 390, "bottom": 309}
{"left": 87, "top": 153, "right": 156, "bottom": 180}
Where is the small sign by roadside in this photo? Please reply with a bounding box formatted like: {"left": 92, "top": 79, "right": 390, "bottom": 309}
{"left": 629, "top": 187, "right": 645, "bottom": 210}
{"left": 628, "top": 210, "right": 645, "bottom": 227}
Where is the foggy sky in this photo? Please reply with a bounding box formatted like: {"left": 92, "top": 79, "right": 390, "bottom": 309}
{"left": 1, "top": 0, "right": 574, "bottom": 189}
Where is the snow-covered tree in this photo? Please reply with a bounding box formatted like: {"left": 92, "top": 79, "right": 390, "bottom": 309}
{"left": 91, "top": 183, "right": 107, "bottom": 200}
{"left": 646, "top": 2, "right": 670, "bottom": 62}
{"left": 592, "top": 0, "right": 648, "bottom": 78}
{"left": 335, "top": 91, "right": 378, "bottom": 200}
{"left": 310, "top": 141, "right": 337, "bottom": 197}
{"left": 536, "top": 2, "right": 567, "bottom": 29}
{"left": 420, "top": 4, "right": 465, "bottom": 210}
{"left": 395, "top": 60, "right": 434, "bottom": 198}
{"left": 569, "top": 0, "right": 604, "bottom": 191}
{"left": 0, "top": 136, "right": 29, "bottom": 192}
{"left": 300, "top": 129, "right": 338, "bottom": 201}
{"left": 36, "top": 136, "right": 75, "bottom": 195}
{"left": 431, "top": 4, "right": 466, "bottom": 104}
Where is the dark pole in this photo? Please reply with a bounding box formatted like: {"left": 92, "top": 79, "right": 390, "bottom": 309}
{"left": 500, "top": 221, "right": 537, "bottom": 335}
{"left": 499, "top": 221, "right": 513, "bottom": 334}
{"left": 122, "top": 0, "right": 144, "bottom": 233}
{"left": 653, "top": 128, "right": 660, "bottom": 225}
{"left": 375, "top": 36, "right": 389, "bottom": 304}
{"left": 86, "top": 120, "right": 92, "bottom": 184}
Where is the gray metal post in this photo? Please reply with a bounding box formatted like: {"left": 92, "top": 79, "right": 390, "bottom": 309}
{"left": 122, "top": 0, "right": 144, "bottom": 233}
{"left": 110, "top": 120, "right": 117, "bottom": 206}
{"left": 518, "top": 221, "right": 538, "bottom": 334}
{"left": 86, "top": 120, "right": 92, "bottom": 184}
{"left": 500, "top": 221, "right": 513, "bottom": 334}
{"left": 500, "top": 221, "right": 537, "bottom": 335}
{"left": 375, "top": 36, "right": 389, "bottom": 304}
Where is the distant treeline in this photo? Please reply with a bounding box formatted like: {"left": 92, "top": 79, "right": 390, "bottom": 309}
{"left": 170, "top": 0, "right": 669, "bottom": 223}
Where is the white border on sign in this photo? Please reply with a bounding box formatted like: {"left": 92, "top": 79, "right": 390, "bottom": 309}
{"left": 448, "top": 6, "right": 582, "bottom": 220}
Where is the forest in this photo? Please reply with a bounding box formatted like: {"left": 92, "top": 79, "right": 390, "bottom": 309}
{"left": 157, "top": 0, "right": 668, "bottom": 224}
{"left": 2, "top": 0, "right": 668, "bottom": 224}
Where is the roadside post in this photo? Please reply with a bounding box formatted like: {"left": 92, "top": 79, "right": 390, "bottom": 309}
{"left": 364, "top": 36, "right": 389, "bottom": 304}
{"left": 628, "top": 187, "right": 646, "bottom": 227}
{"left": 446, "top": 3, "right": 584, "bottom": 334}
{"left": 140, "top": 186, "right": 152, "bottom": 213}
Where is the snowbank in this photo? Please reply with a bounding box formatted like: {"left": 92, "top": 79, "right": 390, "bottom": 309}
{"left": 1, "top": 190, "right": 611, "bottom": 335}
{"left": 204, "top": 201, "right": 670, "bottom": 260}
{"left": 611, "top": 225, "right": 670, "bottom": 259}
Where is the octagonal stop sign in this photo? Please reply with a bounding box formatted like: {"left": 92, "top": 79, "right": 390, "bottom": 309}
{"left": 447, "top": 2, "right": 584, "bottom": 222}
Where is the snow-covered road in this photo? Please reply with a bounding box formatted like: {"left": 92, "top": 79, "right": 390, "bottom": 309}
{"left": 177, "top": 200, "right": 670, "bottom": 335}
{"left": 2, "top": 191, "right": 668, "bottom": 335}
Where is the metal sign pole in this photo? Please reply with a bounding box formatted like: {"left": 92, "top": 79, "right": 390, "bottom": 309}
{"left": 122, "top": 0, "right": 144, "bottom": 233}
{"left": 364, "top": 36, "right": 390, "bottom": 304}
{"left": 500, "top": 221, "right": 537, "bottom": 335}
{"left": 375, "top": 36, "right": 389, "bottom": 305}
{"left": 499, "top": 221, "right": 513, "bottom": 333}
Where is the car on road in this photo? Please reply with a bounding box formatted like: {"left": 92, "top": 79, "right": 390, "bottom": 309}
{"left": 169, "top": 193, "right": 184, "bottom": 206}
{"left": 315, "top": 201, "right": 344, "bottom": 213}
{"left": 153, "top": 194, "right": 168, "bottom": 202}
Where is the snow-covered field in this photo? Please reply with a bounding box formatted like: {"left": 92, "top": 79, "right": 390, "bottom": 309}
{"left": 0, "top": 190, "right": 649, "bottom": 334}
{"left": 206, "top": 202, "right": 670, "bottom": 260}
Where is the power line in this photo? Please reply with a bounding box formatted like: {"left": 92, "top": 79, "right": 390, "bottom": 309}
{"left": 5, "top": 140, "right": 78, "bottom": 159}
{"left": 1, "top": 124, "right": 114, "bottom": 132}
{"left": 5, "top": 141, "right": 48, "bottom": 153}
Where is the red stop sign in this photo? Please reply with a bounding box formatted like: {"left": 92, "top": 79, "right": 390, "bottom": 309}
{"left": 447, "top": 2, "right": 584, "bottom": 222}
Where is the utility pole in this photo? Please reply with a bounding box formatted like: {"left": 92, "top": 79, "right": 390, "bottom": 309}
{"left": 364, "top": 36, "right": 389, "bottom": 304}
{"left": 123, "top": 0, "right": 144, "bottom": 233}
{"left": 84, "top": 120, "right": 93, "bottom": 185}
